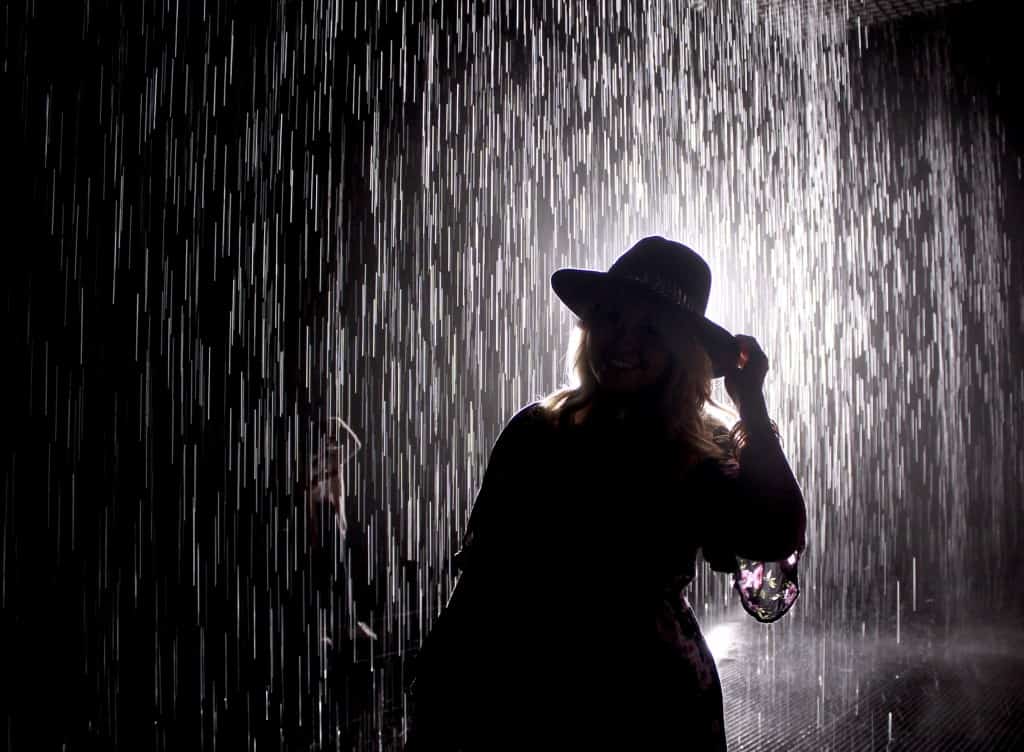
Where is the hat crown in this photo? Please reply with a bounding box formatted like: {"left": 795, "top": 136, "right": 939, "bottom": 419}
{"left": 607, "top": 236, "right": 711, "bottom": 316}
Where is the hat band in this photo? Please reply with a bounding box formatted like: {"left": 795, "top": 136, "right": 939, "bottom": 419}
{"left": 616, "top": 271, "right": 704, "bottom": 316}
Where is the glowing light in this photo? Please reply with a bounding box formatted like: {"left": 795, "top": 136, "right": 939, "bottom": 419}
{"left": 704, "top": 621, "right": 741, "bottom": 662}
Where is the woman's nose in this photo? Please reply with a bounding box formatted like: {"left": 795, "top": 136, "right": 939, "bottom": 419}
{"left": 612, "top": 323, "right": 642, "bottom": 350}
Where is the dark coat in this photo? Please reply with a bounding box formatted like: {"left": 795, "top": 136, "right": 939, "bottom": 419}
{"left": 409, "top": 400, "right": 805, "bottom": 751}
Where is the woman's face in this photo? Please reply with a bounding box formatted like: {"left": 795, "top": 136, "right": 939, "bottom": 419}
{"left": 585, "top": 292, "right": 680, "bottom": 395}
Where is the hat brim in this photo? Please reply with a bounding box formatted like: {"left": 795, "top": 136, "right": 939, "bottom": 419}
{"left": 551, "top": 268, "right": 738, "bottom": 379}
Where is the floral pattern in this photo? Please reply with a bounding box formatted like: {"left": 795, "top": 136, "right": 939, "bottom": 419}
{"left": 733, "top": 549, "right": 801, "bottom": 623}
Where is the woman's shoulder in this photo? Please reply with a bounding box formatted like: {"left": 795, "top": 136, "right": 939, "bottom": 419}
{"left": 502, "top": 400, "right": 557, "bottom": 435}
{"left": 482, "top": 402, "right": 558, "bottom": 467}
{"left": 490, "top": 401, "right": 560, "bottom": 449}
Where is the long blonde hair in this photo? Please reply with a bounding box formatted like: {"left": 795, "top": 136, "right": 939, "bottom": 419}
{"left": 540, "top": 319, "right": 733, "bottom": 463}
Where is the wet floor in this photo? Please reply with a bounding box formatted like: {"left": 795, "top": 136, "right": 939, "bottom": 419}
{"left": 337, "top": 607, "right": 1024, "bottom": 750}
{"left": 718, "top": 612, "right": 1024, "bottom": 751}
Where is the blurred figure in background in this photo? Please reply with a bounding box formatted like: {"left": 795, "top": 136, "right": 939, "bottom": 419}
{"left": 301, "top": 416, "right": 383, "bottom": 749}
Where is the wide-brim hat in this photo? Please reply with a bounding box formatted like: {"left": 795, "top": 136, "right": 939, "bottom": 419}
{"left": 551, "top": 236, "right": 738, "bottom": 378}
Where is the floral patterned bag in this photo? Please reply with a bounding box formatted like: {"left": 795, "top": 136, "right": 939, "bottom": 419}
{"left": 734, "top": 550, "right": 801, "bottom": 623}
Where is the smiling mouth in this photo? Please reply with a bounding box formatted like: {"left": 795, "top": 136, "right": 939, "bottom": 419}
{"left": 608, "top": 358, "right": 640, "bottom": 370}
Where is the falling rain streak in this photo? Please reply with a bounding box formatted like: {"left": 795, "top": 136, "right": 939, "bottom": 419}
{"left": 5, "top": 0, "right": 1023, "bottom": 749}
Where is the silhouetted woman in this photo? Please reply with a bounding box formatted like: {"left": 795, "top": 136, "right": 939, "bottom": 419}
{"left": 408, "top": 236, "right": 807, "bottom": 751}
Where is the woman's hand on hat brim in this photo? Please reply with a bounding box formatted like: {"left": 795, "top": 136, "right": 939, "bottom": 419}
{"left": 724, "top": 334, "right": 769, "bottom": 411}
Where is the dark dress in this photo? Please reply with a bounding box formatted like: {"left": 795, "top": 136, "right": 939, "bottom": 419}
{"left": 409, "top": 400, "right": 805, "bottom": 751}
